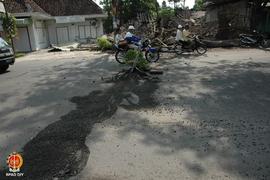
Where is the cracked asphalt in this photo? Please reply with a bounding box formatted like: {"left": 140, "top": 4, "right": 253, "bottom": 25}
{"left": 0, "top": 48, "right": 270, "bottom": 180}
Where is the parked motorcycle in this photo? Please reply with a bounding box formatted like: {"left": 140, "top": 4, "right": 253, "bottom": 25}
{"left": 115, "top": 39, "right": 160, "bottom": 64}
{"left": 175, "top": 35, "right": 207, "bottom": 55}
{"left": 239, "top": 31, "right": 268, "bottom": 48}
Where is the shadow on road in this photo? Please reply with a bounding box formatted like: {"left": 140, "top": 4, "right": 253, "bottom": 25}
{"left": 1, "top": 52, "right": 270, "bottom": 179}
{"left": 0, "top": 66, "right": 160, "bottom": 180}
{"left": 113, "top": 60, "right": 270, "bottom": 179}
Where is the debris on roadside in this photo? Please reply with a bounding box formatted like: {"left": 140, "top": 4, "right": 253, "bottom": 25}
{"left": 48, "top": 42, "right": 80, "bottom": 52}
{"left": 109, "top": 10, "right": 227, "bottom": 48}
{"left": 202, "top": 39, "right": 240, "bottom": 48}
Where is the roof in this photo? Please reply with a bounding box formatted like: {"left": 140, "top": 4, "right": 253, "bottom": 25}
{"left": 33, "top": 0, "right": 103, "bottom": 16}
{"left": 5, "top": 0, "right": 103, "bottom": 16}
{"left": 5, "top": 0, "right": 47, "bottom": 14}
{"left": 205, "top": 0, "right": 243, "bottom": 7}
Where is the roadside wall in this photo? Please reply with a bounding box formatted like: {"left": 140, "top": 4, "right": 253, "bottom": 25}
{"left": 47, "top": 18, "right": 104, "bottom": 45}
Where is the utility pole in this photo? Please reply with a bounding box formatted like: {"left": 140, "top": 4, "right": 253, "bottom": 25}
{"left": 112, "top": 0, "right": 121, "bottom": 29}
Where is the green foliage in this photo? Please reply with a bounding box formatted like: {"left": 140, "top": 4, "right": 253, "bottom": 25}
{"left": 193, "top": 0, "right": 205, "bottom": 10}
{"left": 97, "top": 36, "right": 113, "bottom": 50}
{"left": 103, "top": 16, "right": 113, "bottom": 33}
{"left": 100, "top": 0, "right": 160, "bottom": 25}
{"left": 1, "top": 14, "right": 17, "bottom": 43}
{"left": 15, "top": 53, "right": 26, "bottom": 58}
{"left": 124, "top": 49, "right": 150, "bottom": 71}
{"left": 100, "top": 0, "right": 113, "bottom": 33}
{"left": 159, "top": 7, "right": 175, "bottom": 19}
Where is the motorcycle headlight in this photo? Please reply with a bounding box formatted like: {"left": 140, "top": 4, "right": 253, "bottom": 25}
{"left": 143, "top": 39, "right": 150, "bottom": 47}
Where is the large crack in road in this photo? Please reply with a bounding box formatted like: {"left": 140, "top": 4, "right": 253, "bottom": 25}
{"left": 1, "top": 76, "right": 160, "bottom": 180}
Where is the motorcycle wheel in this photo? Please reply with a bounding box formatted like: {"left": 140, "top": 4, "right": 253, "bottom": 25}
{"left": 115, "top": 50, "right": 126, "bottom": 64}
{"left": 196, "top": 44, "right": 207, "bottom": 55}
{"left": 174, "top": 44, "right": 183, "bottom": 55}
{"left": 145, "top": 51, "right": 160, "bottom": 63}
{"left": 260, "top": 39, "right": 268, "bottom": 48}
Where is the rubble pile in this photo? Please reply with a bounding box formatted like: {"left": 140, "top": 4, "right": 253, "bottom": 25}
{"left": 135, "top": 10, "right": 220, "bottom": 45}
{"left": 107, "top": 10, "right": 237, "bottom": 47}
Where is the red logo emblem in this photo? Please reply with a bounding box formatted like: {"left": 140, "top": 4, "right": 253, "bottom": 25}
{"left": 6, "top": 152, "right": 23, "bottom": 173}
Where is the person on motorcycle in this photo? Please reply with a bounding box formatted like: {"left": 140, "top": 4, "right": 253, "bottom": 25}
{"left": 176, "top": 24, "right": 191, "bottom": 48}
{"left": 175, "top": 25, "right": 184, "bottom": 42}
{"left": 182, "top": 24, "right": 192, "bottom": 48}
{"left": 114, "top": 27, "right": 128, "bottom": 49}
{"left": 114, "top": 27, "right": 124, "bottom": 45}
{"left": 124, "top": 25, "right": 141, "bottom": 49}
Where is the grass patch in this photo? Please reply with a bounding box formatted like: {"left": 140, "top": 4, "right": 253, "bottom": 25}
{"left": 15, "top": 53, "right": 26, "bottom": 58}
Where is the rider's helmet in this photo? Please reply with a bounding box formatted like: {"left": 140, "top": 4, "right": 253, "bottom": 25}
{"left": 128, "top": 25, "right": 135, "bottom": 30}
{"left": 178, "top": 25, "right": 183, "bottom": 29}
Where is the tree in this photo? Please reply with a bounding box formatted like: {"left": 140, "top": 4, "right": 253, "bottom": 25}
{"left": 1, "top": 14, "right": 17, "bottom": 44}
{"left": 193, "top": 0, "right": 204, "bottom": 11}
{"left": 162, "top": 0, "right": 167, "bottom": 8}
{"left": 101, "top": 0, "right": 160, "bottom": 28}
{"left": 100, "top": 0, "right": 113, "bottom": 32}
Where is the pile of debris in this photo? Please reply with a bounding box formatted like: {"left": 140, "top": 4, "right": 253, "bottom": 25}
{"left": 133, "top": 10, "right": 220, "bottom": 45}
{"left": 107, "top": 9, "right": 241, "bottom": 48}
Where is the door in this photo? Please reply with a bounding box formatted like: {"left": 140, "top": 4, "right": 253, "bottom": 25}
{"left": 56, "top": 27, "right": 69, "bottom": 44}
{"left": 78, "top": 25, "right": 86, "bottom": 39}
{"left": 13, "top": 27, "right": 31, "bottom": 52}
{"left": 35, "top": 21, "right": 48, "bottom": 49}
{"left": 90, "top": 25, "right": 97, "bottom": 39}
{"left": 79, "top": 25, "right": 97, "bottom": 40}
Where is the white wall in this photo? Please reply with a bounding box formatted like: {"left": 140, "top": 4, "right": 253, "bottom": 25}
{"left": 47, "top": 18, "right": 104, "bottom": 45}
{"left": 0, "top": 2, "right": 5, "bottom": 13}
{"left": 13, "top": 27, "right": 32, "bottom": 52}
{"left": 34, "top": 20, "right": 49, "bottom": 49}
{"left": 13, "top": 23, "right": 37, "bottom": 52}
{"left": 14, "top": 17, "right": 105, "bottom": 51}
{"left": 47, "top": 20, "right": 57, "bottom": 45}
{"left": 25, "top": 19, "right": 48, "bottom": 51}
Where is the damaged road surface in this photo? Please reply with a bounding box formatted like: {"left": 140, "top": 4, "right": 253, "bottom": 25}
{"left": 21, "top": 78, "right": 159, "bottom": 179}
{"left": 1, "top": 49, "right": 270, "bottom": 180}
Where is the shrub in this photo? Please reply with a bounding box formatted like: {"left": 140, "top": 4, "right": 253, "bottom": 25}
{"left": 159, "top": 7, "right": 175, "bottom": 19}
{"left": 1, "top": 14, "right": 17, "bottom": 44}
{"left": 97, "top": 36, "right": 113, "bottom": 51}
{"left": 124, "top": 49, "right": 150, "bottom": 71}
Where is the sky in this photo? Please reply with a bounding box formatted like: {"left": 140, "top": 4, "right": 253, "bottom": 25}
{"left": 93, "top": 0, "right": 195, "bottom": 9}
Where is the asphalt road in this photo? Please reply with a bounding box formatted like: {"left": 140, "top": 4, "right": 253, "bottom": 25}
{"left": 0, "top": 48, "right": 270, "bottom": 180}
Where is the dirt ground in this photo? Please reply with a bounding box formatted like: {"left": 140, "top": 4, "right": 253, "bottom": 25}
{"left": 0, "top": 48, "right": 270, "bottom": 180}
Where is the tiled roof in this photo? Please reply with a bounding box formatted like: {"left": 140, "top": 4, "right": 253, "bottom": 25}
{"left": 5, "top": 0, "right": 47, "bottom": 14}
{"left": 5, "top": 0, "right": 103, "bottom": 16}
{"left": 33, "top": 0, "right": 103, "bottom": 16}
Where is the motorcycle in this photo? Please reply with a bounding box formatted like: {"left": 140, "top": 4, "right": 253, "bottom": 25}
{"left": 175, "top": 35, "right": 207, "bottom": 55}
{"left": 239, "top": 31, "right": 268, "bottom": 48}
{"left": 115, "top": 39, "right": 160, "bottom": 64}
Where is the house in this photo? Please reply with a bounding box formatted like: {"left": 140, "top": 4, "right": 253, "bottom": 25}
{"left": 205, "top": 0, "right": 252, "bottom": 39}
{"left": 205, "top": 0, "right": 270, "bottom": 39}
{"left": 4, "top": 0, "right": 106, "bottom": 52}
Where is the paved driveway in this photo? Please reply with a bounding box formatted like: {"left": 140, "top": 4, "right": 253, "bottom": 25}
{"left": 0, "top": 49, "right": 270, "bottom": 180}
